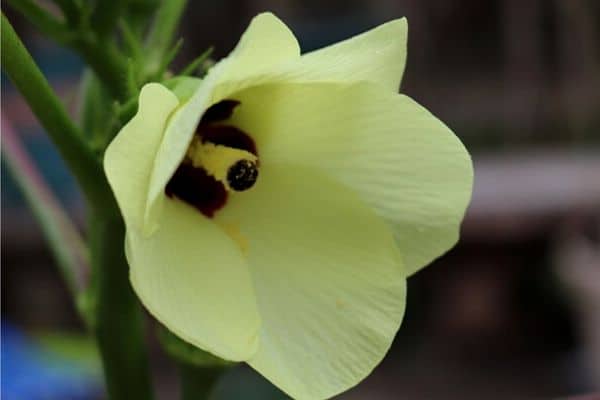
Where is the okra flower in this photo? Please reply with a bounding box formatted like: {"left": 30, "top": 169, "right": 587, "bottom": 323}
{"left": 104, "top": 12, "right": 472, "bottom": 400}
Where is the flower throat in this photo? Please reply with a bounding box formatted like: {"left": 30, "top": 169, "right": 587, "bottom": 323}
{"left": 165, "top": 100, "right": 258, "bottom": 217}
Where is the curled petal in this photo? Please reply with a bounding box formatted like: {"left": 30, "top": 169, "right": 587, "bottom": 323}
{"left": 104, "top": 83, "right": 179, "bottom": 233}
{"left": 214, "top": 12, "right": 301, "bottom": 94}
{"left": 127, "top": 198, "right": 260, "bottom": 361}
{"left": 144, "top": 12, "right": 300, "bottom": 230}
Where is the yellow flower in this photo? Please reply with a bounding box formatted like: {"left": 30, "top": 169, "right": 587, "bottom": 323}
{"left": 104, "top": 13, "right": 473, "bottom": 400}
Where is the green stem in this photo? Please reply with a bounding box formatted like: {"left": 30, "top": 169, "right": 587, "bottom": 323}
{"left": 5, "top": 0, "right": 70, "bottom": 40}
{"left": 1, "top": 14, "right": 112, "bottom": 210}
{"left": 51, "top": 0, "right": 81, "bottom": 25}
{"left": 3, "top": 15, "right": 154, "bottom": 399}
{"left": 180, "top": 47, "right": 213, "bottom": 76}
{"left": 179, "top": 363, "right": 222, "bottom": 400}
{"left": 73, "top": 36, "right": 131, "bottom": 101}
{"left": 158, "top": 326, "right": 231, "bottom": 400}
{"left": 123, "top": 0, "right": 159, "bottom": 39}
{"left": 5, "top": 2, "right": 130, "bottom": 101}
{"left": 143, "top": 0, "right": 188, "bottom": 79}
{"left": 89, "top": 212, "right": 154, "bottom": 400}
{"left": 119, "top": 19, "right": 143, "bottom": 60}
{"left": 90, "top": 0, "right": 126, "bottom": 37}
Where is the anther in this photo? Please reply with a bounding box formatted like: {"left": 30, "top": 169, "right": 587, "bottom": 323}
{"left": 186, "top": 137, "right": 259, "bottom": 192}
{"left": 227, "top": 160, "right": 258, "bottom": 191}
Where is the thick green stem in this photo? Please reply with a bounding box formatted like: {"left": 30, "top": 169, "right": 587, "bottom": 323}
{"left": 1, "top": 14, "right": 112, "bottom": 210}
{"left": 179, "top": 363, "right": 222, "bottom": 400}
{"left": 89, "top": 212, "right": 154, "bottom": 400}
{"left": 3, "top": 15, "right": 154, "bottom": 398}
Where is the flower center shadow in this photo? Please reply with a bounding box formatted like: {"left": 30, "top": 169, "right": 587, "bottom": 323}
{"left": 165, "top": 100, "right": 258, "bottom": 218}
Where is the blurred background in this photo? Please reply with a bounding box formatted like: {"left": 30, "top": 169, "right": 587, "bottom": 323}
{"left": 2, "top": 0, "right": 600, "bottom": 399}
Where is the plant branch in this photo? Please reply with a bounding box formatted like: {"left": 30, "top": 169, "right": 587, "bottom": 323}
{"left": 143, "top": 0, "right": 188, "bottom": 79}
{"left": 3, "top": 18, "right": 154, "bottom": 399}
{"left": 123, "top": 0, "right": 159, "bottom": 39}
{"left": 90, "top": 0, "right": 126, "bottom": 38}
{"left": 5, "top": 0, "right": 71, "bottom": 40}
{"left": 180, "top": 47, "right": 213, "bottom": 76}
{"left": 119, "top": 18, "right": 143, "bottom": 60}
{"left": 51, "top": 0, "right": 81, "bottom": 25}
{"left": 6, "top": 1, "right": 131, "bottom": 101}
{"left": 89, "top": 212, "right": 154, "bottom": 400}
{"left": 1, "top": 14, "right": 113, "bottom": 211}
{"left": 71, "top": 35, "right": 131, "bottom": 101}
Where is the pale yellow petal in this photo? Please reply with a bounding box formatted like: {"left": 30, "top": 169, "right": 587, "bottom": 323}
{"left": 144, "top": 13, "right": 300, "bottom": 230}
{"left": 103, "top": 83, "right": 179, "bottom": 232}
{"left": 214, "top": 12, "right": 300, "bottom": 94}
{"left": 216, "top": 165, "right": 406, "bottom": 399}
{"left": 127, "top": 198, "right": 260, "bottom": 361}
{"left": 280, "top": 18, "right": 408, "bottom": 90}
{"left": 229, "top": 82, "right": 473, "bottom": 276}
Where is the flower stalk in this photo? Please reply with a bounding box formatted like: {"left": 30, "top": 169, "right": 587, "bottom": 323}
{"left": 88, "top": 212, "right": 154, "bottom": 400}
{"left": 2, "top": 13, "right": 155, "bottom": 399}
{"left": 179, "top": 362, "right": 223, "bottom": 400}
{"left": 1, "top": 14, "right": 110, "bottom": 210}
{"left": 158, "top": 324, "right": 234, "bottom": 399}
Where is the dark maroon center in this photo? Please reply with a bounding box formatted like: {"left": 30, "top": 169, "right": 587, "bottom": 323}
{"left": 165, "top": 100, "right": 257, "bottom": 218}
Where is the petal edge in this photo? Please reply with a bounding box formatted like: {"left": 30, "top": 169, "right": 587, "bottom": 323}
{"left": 127, "top": 198, "right": 261, "bottom": 361}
